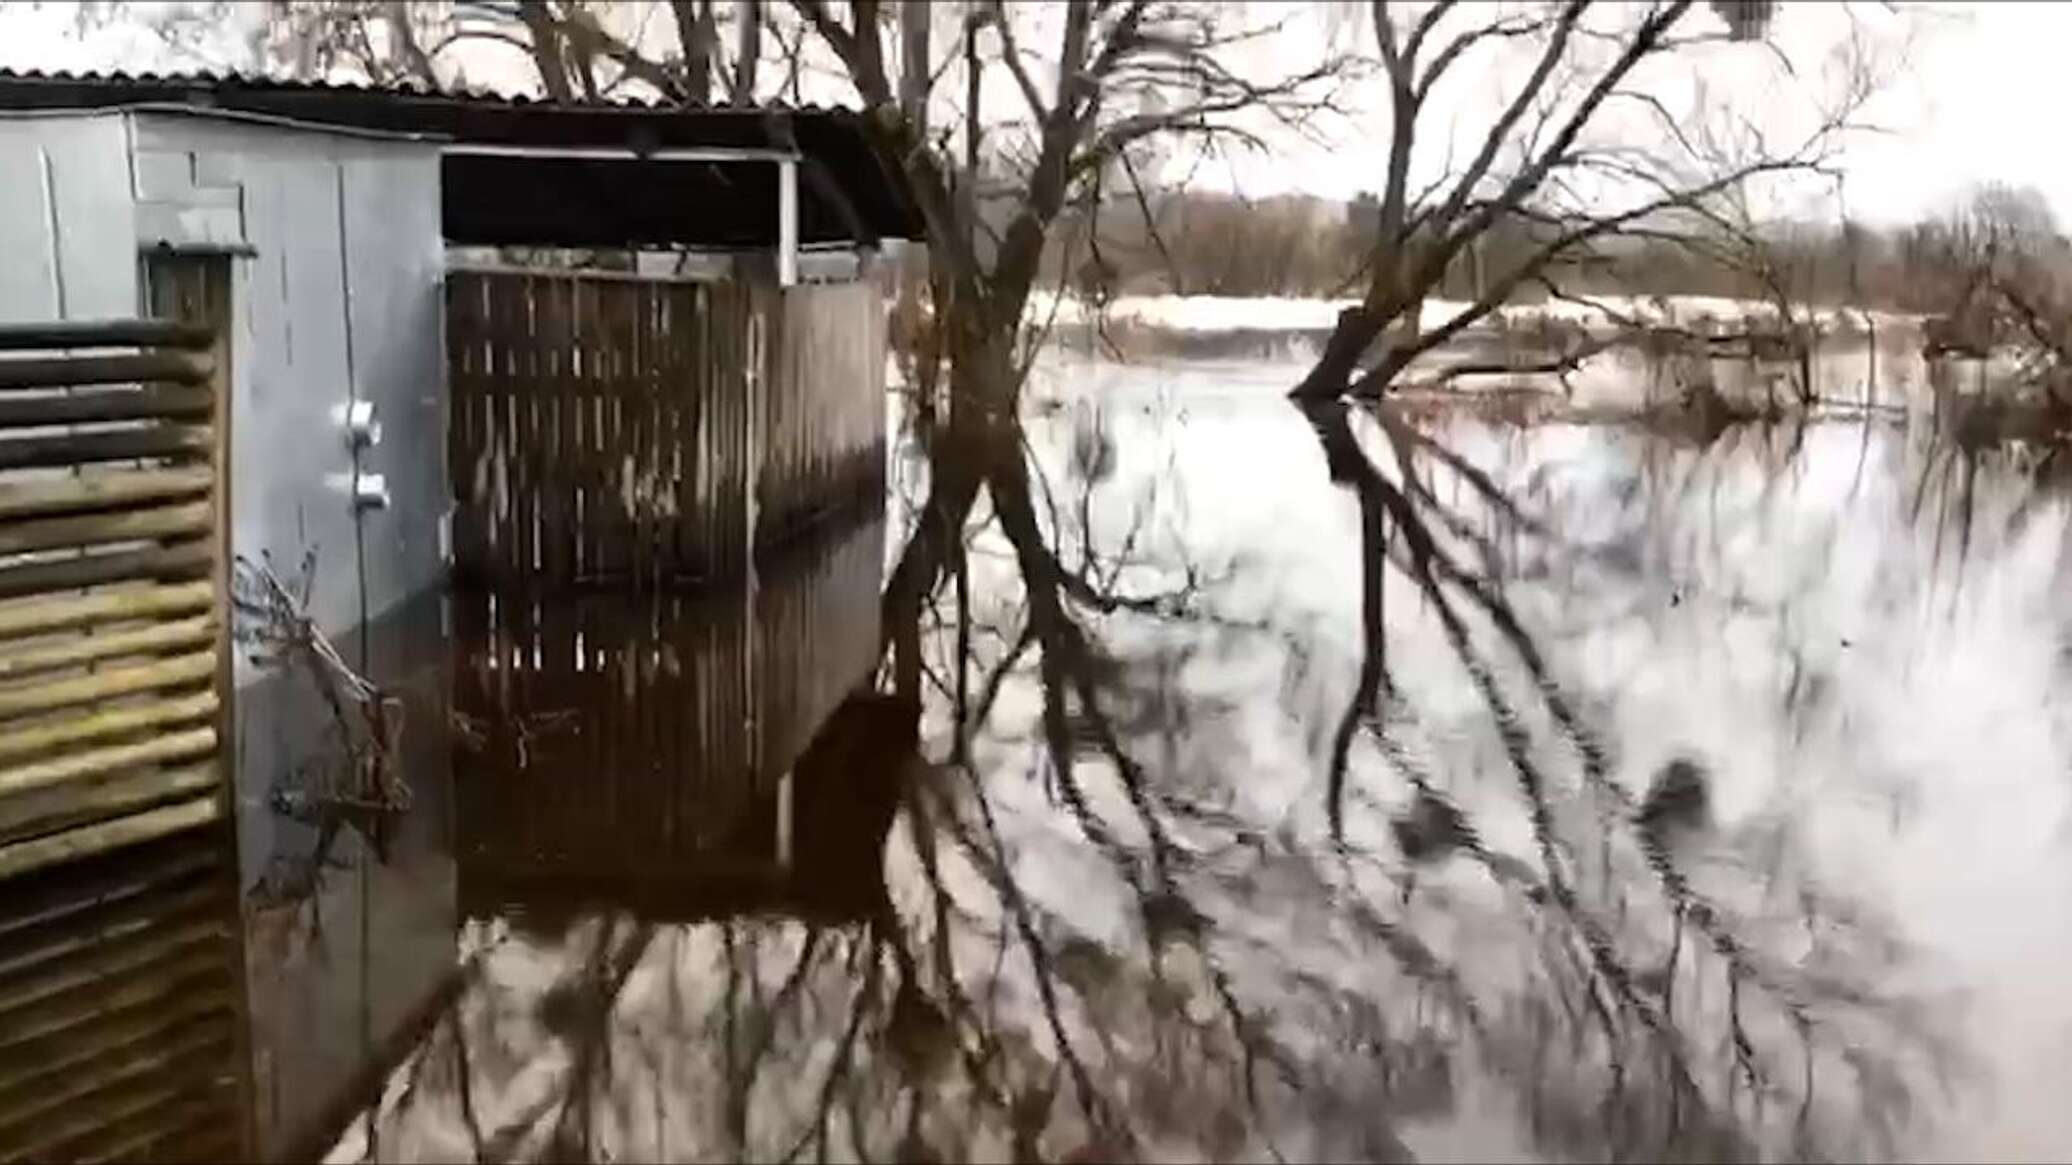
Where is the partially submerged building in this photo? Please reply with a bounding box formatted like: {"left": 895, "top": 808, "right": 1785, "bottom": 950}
{"left": 0, "top": 69, "right": 916, "bottom": 1160}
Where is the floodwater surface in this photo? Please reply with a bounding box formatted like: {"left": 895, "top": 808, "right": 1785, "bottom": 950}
{"left": 319, "top": 353, "right": 2072, "bottom": 1163}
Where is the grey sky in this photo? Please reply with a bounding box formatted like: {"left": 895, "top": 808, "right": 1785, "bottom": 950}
{"left": 1, "top": 1, "right": 2056, "bottom": 227}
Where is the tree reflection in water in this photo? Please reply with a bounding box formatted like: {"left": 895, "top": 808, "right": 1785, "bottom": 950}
{"left": 333, "top": 387, "right": 2046, "bottom": 1164}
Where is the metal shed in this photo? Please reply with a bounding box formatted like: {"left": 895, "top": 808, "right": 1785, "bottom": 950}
{"left": 0, "top": 71, "right": 916, "bottom": 1161}
{"left": 0, "top": 102, "right": 451, "bottom": 1160}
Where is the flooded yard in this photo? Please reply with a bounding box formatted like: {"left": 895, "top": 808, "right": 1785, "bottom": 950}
{"left": 302, "top": 351, "right": 2072, "bottom": 1163}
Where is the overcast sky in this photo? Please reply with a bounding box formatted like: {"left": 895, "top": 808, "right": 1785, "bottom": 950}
{"left": 1, "top": 1, "right": 2061, "bottom": 228}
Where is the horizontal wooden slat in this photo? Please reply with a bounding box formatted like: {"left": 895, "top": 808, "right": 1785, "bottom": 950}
{"left": 0, "top": 581, "right": 211, "bottom": 642}
{"left": 0, "top": 831, "right": 218, "bottom": 935}
{"left": 0, "top": 880, "right": 220, "bottom": 986}
{"left": 0, "top": 761, "right": 220, "bottom": 848}
{"left": 0, "top": 985, "right": 226, "bottom": 1099}
{"left": 0, "top": 320, "right": 214, "bottom": 353}
{"left": 0, "top": 925, "right": 228, "bottom": 1051}
{"left": 0, "top": 795, "right": 220, "bottom": 881}
{"left": 0, "top": 613, "right": 212, "bottom": 684}
{"left": 0, "top": 424, "right": 212, "bottom": 472}
{"left": 0, "top": 728, "right": 216, "bottom": 802}
{"left": 0, "top": 352, "right": 213, "bottom": 391}
{"left": 102, "top": 1116, "right": 240, "bottom": 1165}
{"left": 0, "top": 501, "right": 212, "bottom": 558}
{"left": 0, "top": 650, "right": 213, "bottom": 721}
{"left": 0, "top": 466, "right": 213, "bottom": 521}
{"left": 0, "top": 616, "right": 214, "bottom": 680}
{"left": 0, "top": 1022, "right": 227, "bottom": 1145}
{"left": 15, "top": 1071, "right": 232, "bottom": 1165}
{"left": 0, "top": 691, "right": 218, "bottom": 764}
{"left": 0, "top": 911, "right": 224, "bottom": 1024}
{"left": 0, "top": 384, "right": 213, "bottom": 428}
{"left": 0, "top": 540, "right": 212, "bottom": 602}
{"left": 70, "top": 1098, "right": 235, "bottom": 1165}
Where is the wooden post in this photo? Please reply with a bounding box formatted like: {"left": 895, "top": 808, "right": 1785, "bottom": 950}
{"left": 777, "top": 158, "right": 799, "bottom": 289}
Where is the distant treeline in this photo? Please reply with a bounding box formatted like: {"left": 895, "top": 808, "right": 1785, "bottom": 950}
{"left": 1035, "top": 186, "right": 2071, "bottom": 315}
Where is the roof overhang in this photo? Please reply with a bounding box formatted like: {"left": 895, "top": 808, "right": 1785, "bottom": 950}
{"left": 0, "top": 70, "right": 923, "bottom": 249}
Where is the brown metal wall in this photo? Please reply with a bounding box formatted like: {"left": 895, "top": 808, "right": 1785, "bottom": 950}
{"left": 761, "top": 279, "right": 888, "bottom": 548}
{"left": 447, "top": 268, "right": 885, "bottom": 591}
{"left": 0, "top": 288, "right": 244, "bottom": 1160}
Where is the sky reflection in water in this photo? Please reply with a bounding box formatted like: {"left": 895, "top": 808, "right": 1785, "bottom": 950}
{"left": 332, "top": 355, "right": 2072, "bottom": 1164}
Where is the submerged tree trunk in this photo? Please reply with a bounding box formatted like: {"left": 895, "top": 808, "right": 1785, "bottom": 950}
{"left": 1292, "top": 307, "right": 1384, "bottom": 400}
{"left": 1291, "top": 298, "right": 1424, "bottom": 400}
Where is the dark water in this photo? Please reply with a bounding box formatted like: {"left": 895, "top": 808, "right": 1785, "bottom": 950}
{"left": 316, "top": 355, "right": 2072, "bottom": 1163}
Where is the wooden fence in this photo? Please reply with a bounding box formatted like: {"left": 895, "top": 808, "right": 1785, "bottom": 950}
{"left": 0, "top": 307, "right": 242, "bottom": 1160}
{"left": 761, "top": 279, "right": 887, "bottom": 547}
{"left": 447, "top": 269, "right": 886, "bottom": 591}
{"left": 452, "top": 516, "right": 883, "bottom": 922}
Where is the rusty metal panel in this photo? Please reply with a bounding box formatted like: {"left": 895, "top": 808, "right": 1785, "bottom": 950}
{"left": 762, "top": 280, "right": 888, "bottom": 548}
{"left": 448, "top": 269, "right": 886, "bottom": 592}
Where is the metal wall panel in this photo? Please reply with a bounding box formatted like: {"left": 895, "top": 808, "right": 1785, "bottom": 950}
{"left": 123, "top": 114, "right": 455, "bottom": 1161}
{"left": 762, "top": 279, "right": 887, "bottom": 546}
{"left": 338, "top": 151, "right": 447, "bottom": 622}
{"left": 0, "top": 107, "right": 453, "bottom": 1160}
{"left": 0, "top": 113, "right": 138, "bottom": 323}
{"left": 446, "top": 269, "right": 888, "bottom": 590}
{"left": 128, "top": 113, "right": 447, "bottom": 638}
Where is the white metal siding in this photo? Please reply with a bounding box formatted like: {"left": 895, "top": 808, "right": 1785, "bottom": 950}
{"left": 0, "top": 113, "right": 138, "bottom": 322}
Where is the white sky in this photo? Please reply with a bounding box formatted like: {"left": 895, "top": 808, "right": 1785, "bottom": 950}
{"left": 1, "top": 1, "right": 2063, "bottom": 228}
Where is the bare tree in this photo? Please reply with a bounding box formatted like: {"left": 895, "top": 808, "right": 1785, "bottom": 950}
{"left": 71, "top": 0, "right": 456, "bottom": 84}
{"left": 452, "top": 0, "right": 762, "bottom": 103}
{"left": 1920, "top": 183, "right": 2072, "bottom": 417}
{"left": 752, "top": 1, "right": 1351, "bottom": 698}
{"left": 1289, "top": 0, "right": 1882, "bottom": 399}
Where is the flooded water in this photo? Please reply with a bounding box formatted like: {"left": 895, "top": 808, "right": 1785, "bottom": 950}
{"left": 314, "top": 352, "right": 2072, "bottom": 1163}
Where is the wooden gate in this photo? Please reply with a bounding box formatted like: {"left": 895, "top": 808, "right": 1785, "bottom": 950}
{"left": 447, "top": 269, "right": 887, "bottom": 591}
{"left": 0, "top": 307, "right": 242, "bottom": 1160}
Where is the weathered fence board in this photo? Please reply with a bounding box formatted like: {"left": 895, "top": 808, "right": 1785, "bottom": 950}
{"left": 452, "top": 517, "right": 884, "bottom": 922}
{"left": 0, "top": 316, "right": 229, "bottom": 869}
{"left": 763, "top": 280, "right": 887, "bottom": 547}
{"left": 0, "top": 284, "right": 241, "bottom": 1161}
{"left": 448, "top": 269, "right": 885, "bottom": 591}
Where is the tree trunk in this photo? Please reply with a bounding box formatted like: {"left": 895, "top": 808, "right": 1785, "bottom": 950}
{"left": 673, "top": 0, "right": 715, "bottom": 101}
{"left": 899, "top": 1, "right": 931, "bottom": 135}
{"left": 880, "top": 330, "right": 1015, "bottom": 664}
{"left": 733, "top": 0, "right": 762, "bottom": 104}
{"left": 1291, "top": 307, "right": 1382, "bottom": 399}
{"left": 517, "top": 0, "right": 573, "bottom": 101}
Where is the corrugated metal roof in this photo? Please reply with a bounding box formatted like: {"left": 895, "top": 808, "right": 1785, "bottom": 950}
{"left": 0, "top": 66, "right": 923, "bottom": 241}
{"left": 0, "top": 65, "right": 856, "bottom": 115}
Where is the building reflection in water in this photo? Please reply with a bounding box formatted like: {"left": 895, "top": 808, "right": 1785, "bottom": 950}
{"left": 229, "top": 507, "right": 885, "bottom": 1161}
{"left": 451, "top": 515, "right": 889, "bottom": 927}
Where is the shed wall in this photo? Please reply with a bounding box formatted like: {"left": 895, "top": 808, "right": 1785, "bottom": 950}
{"left": 0, "top": 112, "right": 138, "bottom": 321}
{"left": 124, "top": 113, "right": 455, "bottom": 1161}
{"left": 130, "top": 112, "right": 447, "bottom": 638}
